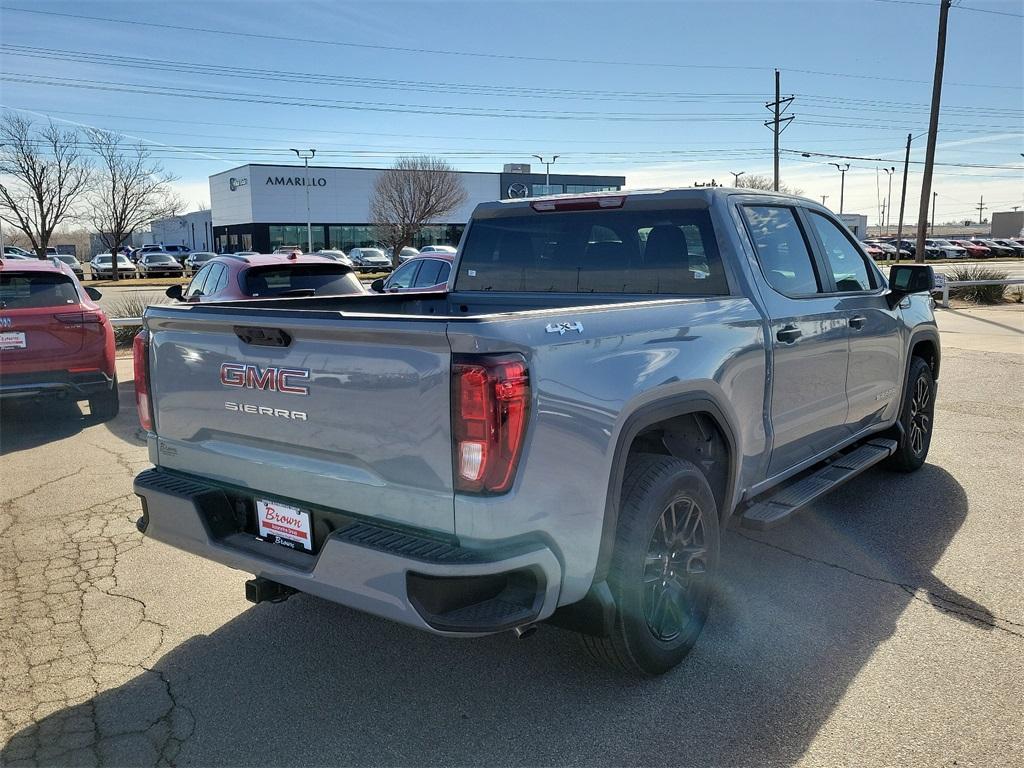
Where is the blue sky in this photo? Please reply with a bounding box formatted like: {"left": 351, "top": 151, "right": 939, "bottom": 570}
{"left": 1, "top": 0, "right": 1021, "bottom": 226}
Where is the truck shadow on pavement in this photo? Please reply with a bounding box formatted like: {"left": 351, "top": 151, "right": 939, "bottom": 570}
{"left": 0, "top": 382, "right": 142, "bottom": 456}
{"left": 3, "top": 464, "right": 998, "bottom": 767}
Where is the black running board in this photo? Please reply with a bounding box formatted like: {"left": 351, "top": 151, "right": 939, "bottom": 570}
{"left": 741, "top": 438, "right": 898, "bottom": 530}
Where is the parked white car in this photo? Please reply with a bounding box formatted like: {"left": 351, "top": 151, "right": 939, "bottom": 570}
{"left": 418, "top": 245, "right": 457, "bottom": 255}
{"left": 315, "top": 249, "right": 354, "bottom": 267}
{"left": 925, "top": 239, "right": 968, "bottom": 259}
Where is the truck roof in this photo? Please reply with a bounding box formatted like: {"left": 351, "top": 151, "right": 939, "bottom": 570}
{"left": 479, "top": 186, "right": 813, "bottom": 216}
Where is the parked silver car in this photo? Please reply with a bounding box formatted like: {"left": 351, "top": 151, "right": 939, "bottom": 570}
{"left": 88, "top": 253, "right": 136, "bottom": 279}
{"left": 54, "top": 254, "right": 84, "bottom": 279}
{"left": 315, "top": 249, "right": 354, "bottom": 267}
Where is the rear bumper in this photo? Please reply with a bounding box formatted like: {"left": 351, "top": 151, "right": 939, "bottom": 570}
{"left": 133, "top": 468, "right": 562, "bottom": 635}
{"left": 0, "top": 370, "right": 113, "bottom": 399}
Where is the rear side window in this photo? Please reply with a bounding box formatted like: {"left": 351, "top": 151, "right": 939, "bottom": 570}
{"left": 741, "top": 206, "right": 821, "bottom": 297}
{"left": 0, "top": 273, "right": 79, "bottom": 308}
{"left": 413, "top": 259, "right": 449, "bottom": 288}
{"left": 244, "top": 266, "right": 363, "bottom": 297}
{"left": 455, "top": 208, "right": 728, "bottom": 295}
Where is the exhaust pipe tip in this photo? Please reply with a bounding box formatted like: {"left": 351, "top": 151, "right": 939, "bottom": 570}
{"left": 512, "top": 624, "right": 538, "bottom": 640}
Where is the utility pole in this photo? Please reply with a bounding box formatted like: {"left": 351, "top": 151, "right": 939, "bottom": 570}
{"left": 290, "top": 148, "right": 316, "bottom": 253}
{"left": 914, "top": 0, "right": 952, "bottom": 264}
{"left": 976, "top": 195, "right": 986, "bottom": 226}
{"left": 830, "top": 162, "right": 850, "bottom": 214}
{"left": 532, "top": 154, "right": 560, "bottom": 192}
{"left": 895, "top": 133, "right": 912, "bottom": 263}
{"left": 764, "top": 69, "right": 794, "bottom": 191}
{"left": 730, "top": 171, "right": 745, "bottom": 187}
{"left": 930, "top": 191, "right": 937, "bottom": 236}
{"left": 882, "top": 166, "right": 896, "bottom": 235}
{"left": 821, "top": 195, "right": 829, "bottom": 206}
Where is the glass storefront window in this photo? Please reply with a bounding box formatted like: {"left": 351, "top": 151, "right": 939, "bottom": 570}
{"left": 532, "top": 184, "right": 564, "bottom": 196}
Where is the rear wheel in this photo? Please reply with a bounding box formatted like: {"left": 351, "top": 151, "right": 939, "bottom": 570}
{"left": 580, "top": 455, "right": 720, "bottom": 676}
{"left": 886, "top": 356, "right": 935, "bottom": 472}
{"left": 88, "top": 375, "right": 120, "bottom": 422}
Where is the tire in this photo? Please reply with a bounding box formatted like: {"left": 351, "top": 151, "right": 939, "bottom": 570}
{"left": 580, "top": 454, "right": 720, "bottom": 676}
{"left": 886, "top": 356, "right": 935, "bottom": 472}
{"left": 88, "top": 375, "right": 120, "bottom": 422}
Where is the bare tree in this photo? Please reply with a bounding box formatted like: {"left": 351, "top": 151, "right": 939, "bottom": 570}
{"left": 87, "top": 130, "right": 181, "bottom": 280}
{"left": 370, "top": 156, "right": 467, "bottom": 267}
{"left": 736, "top": 173, "right": 803, "bottom": 196}
{"left": 0, "top": 113, "right": 92, "bottom": 258}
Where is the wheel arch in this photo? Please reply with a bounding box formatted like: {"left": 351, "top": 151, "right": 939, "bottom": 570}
{"left": 594, "top": 393, "right": 740, "bottom": 582}
{"left": 898, "top": 327, "right": 941, "bottom": 416}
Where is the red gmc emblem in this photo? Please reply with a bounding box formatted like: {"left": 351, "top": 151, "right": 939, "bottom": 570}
{"left": 220, "top": 363, "right": 310, "bottom": 395}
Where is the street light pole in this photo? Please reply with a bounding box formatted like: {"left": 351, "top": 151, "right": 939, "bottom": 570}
{"left": 821, "top": 195, "right": 828, "bottom": 206}
{"left": 931, "top": 191, "right": 937, "bottom": 236}
{"left": 730, "top": 171, "right": 745, "bottom": 187}
{"left": 882, "top": 166, "right": 895, "bottom": 235}
{"left": 829, "top": 162, "right": 850, "bottom": 214}
{"left": 290, "top": 148, "right": 316, "bottom": 252}
{"left": 532, "top": 154, "right": 560, "bottom": 192}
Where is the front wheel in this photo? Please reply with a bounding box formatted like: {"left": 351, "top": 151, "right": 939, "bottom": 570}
{"left": 886, "top": 356, "right": 935, "bottom": 472}
{"left": 580, "top": 455, "right": 720, "bottom": 676}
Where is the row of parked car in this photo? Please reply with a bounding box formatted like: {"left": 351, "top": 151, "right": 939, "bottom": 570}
{"left": 860, "top": 237, "right": 1024, "bottom": 260}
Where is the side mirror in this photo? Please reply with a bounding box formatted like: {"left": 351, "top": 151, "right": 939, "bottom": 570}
{"left": 84, "top": 286, "right": 102, "bottom": 301}
{"left": 887, "top": 264, "right": 935, "bottom": 307}
{"left": 370, "top": 278, "right": 385, "bottom": 293}
{"left": 165, "top": 284, "right": 183, "bottom": 301}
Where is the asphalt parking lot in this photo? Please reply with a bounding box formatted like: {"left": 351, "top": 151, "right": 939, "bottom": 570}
{"left": 1, "top": 310, "right": 1022, "bottom": 767}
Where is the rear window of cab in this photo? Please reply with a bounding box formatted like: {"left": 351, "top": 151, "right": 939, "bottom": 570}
{"left": 455, "top": 207, "right": 727, "bottom": 295}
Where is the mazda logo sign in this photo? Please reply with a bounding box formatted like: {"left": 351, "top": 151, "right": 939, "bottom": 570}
{"left": 507, "top": 182, "right": 529, "bottom": 198}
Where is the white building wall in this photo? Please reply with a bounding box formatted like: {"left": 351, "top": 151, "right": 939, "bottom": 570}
{"left": 210, "top": 167, "right": 255, "bottom": 227}
{"left": 212, "top": 165, "right": 500, "bottom": 225}
{"left": 150, "top": 210, "right": 213, "bottom": 250}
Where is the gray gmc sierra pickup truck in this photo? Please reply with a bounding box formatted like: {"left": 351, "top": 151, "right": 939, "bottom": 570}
{"left": 132, "top": 188, "right": 940, "bottom": 675}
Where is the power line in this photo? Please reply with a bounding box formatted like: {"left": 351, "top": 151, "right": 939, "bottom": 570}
{"left": 0, "top": 73, "right": 765, "bottom": 122}
{"left": 2, "top": 5, "right": 1021, "bottom": 90}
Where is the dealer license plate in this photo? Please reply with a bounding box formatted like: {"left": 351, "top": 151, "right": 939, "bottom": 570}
{"left": 255, "top": 498, "right": 312, "bottom": 551}
{"left": 0, "top": 332, "right": 26, "bottom": 350}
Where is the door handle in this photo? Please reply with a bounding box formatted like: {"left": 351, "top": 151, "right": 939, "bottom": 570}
{"left": 849, "top": 315, "right": 866, "bottom": 330}
{"left": 776, "top": 325, "right": 802, "bottom": 344}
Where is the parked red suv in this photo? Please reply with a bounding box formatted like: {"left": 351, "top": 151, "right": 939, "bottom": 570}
{"left": 0, "top": 257, "right": 118, "bottom": 419}
{"left": 166, "top": 252, "right": 365, "bottom": 303}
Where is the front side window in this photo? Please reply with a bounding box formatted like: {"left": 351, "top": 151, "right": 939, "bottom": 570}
{"left": 387, "top": 261, "right": 420, "bottom": 289}
{"left": 455, "top": 208, "right": 727, "bottom": 295}
{"left": 808, "top": 212, "right": 875, "bottom": 292}
{"left": 741, "top": 206, "right": 821, "bottom": 297}
{"left": 185, "top": 264, "right": 212, "bottom": 299}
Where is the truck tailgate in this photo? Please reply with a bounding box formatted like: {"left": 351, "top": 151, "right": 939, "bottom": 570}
{"left": 145, "top": 306, "right": 455, "bottom": 534}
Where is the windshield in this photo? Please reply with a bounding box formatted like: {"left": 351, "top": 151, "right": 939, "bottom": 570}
{"left": 56, "top": 255, "right": 77, "bottom": 265}
{"left": 192, "top": 253, "right": 215, "bottom": 261}
{"left": 0, "top": 272, "right": 79, "bottom": 308}
{"left": 244, "top": 265, "right": 364, "bottom": 297}
{"left": 455, "top": 208, "right": 727, "bottom": 294}
{"left": 146, "top": 254, "right": 177, "bottom": 264}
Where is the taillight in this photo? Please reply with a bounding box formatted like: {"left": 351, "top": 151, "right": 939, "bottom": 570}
{"left": 452, "top": 356, "right": 530, "bottom": 494}
{"left": 133, "top": 329, "right": 153, "bottom": 431}
{"left": 55, "top": 311, "right": 104, "bottom": 324}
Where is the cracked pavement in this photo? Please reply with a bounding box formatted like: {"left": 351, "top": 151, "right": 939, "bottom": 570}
{"left": 1, "top": 346, "right": 1022, "bottom": 767}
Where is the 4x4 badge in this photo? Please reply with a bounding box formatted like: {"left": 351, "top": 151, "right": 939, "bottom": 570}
{"left": 546, "top": 321, "right": 584, "bottom": 335}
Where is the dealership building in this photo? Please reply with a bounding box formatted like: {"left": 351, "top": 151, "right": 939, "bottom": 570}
{"left": 208, "top": 163, "right": 625, "bottom": 254}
